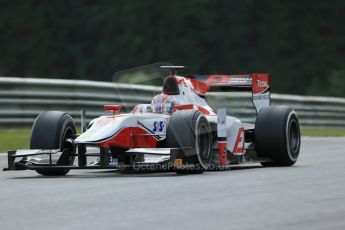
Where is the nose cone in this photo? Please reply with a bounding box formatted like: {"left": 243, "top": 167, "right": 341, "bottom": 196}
{"left": 74, "top": 115, "right": 136, "bottom": 144}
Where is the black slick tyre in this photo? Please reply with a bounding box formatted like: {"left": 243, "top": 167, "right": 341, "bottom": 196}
{"left": 30, "top": 111, "right": 76, "bottom": 176}
{"left": 166, "top": 110, "right": 212, "bottom": 174}
{"left": 255, "top": 106, "right": 301, "bottom": 166}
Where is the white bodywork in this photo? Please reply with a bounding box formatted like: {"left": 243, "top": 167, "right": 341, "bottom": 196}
{"left": 74, "top": 113, "right": 170, "bottom": 144}
{"left": 75, "top": 109, "right": 245, "bottom": 156}
{"left": 207, "top": 115, "right": 244, "bottom": 156}
{"left": 74, "top": 73, "right": 269, "bottom": 156}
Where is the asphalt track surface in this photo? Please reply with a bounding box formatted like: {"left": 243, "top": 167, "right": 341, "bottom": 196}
{"left": 1, "top": 137, "right": 345, "bottom": 230}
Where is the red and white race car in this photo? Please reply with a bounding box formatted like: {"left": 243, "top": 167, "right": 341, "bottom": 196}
{"left": 4, "top": 66, "right": 301, "bottom": 175}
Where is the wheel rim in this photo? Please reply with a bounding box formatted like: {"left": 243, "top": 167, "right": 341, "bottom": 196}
{"left": 57, "top": 126, "right": 75, "bottom": 165}
{"left": 198, "top": 123, "right": 211, "bottom": 159}
{"left": 61, "top": 127, "right": 74, "bottom": 150}
{"left": 195, "top": 117, "right": 212, "bottom": 168}
{"left": 288, "top": 118, "right": 300, "bottom": 159}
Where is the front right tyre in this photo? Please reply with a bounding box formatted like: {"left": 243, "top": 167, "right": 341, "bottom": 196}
{"left": 30, "top": 111, "right": 77, "bottom": 176}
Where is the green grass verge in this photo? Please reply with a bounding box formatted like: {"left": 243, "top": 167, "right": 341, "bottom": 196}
{"left": 0, "top": 127, "right": 345, "bottom": 153}
{"left": 0, "top": 128, "right": 31, "bottom": 153}
{"left": 301, "top": 128, "right": 345, "bottom": 137}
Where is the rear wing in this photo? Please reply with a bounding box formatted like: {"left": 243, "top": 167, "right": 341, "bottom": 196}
{"left": 187, "top": 73, "right": 271, "bottom": 112}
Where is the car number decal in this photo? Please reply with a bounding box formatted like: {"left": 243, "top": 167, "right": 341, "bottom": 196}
{"left": 153, "top": 121, "right": 164, "bottom": 132}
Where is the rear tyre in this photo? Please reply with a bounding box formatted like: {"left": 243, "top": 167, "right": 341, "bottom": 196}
{"left": 255, "top": 106, "right": 301, "bottom": 166}
{"left": 166, "top": 110, "right": 212, "bottom": 174}
{"left": 30, "top": 111, "right": 76, "bottom": 176}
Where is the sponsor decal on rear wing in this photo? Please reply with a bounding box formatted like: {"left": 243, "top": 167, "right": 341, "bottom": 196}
{"left": 187, "top": 73, "right": 271, "bottom": 112}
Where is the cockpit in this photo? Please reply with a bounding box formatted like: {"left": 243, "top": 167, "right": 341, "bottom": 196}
{"left": 133, "top": 74, "right": 215, "bottom": 116}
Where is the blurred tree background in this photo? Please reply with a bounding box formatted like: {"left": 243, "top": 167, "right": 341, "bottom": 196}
{"left": 0, "top": 0, "right": 344, "bottom": 96}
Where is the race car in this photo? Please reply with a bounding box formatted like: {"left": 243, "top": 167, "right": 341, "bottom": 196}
{"left": 4, "top": 66, "right": 301, "bottom": 175}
